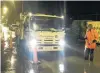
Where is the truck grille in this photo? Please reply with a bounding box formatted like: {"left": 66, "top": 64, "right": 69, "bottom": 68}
{"left": 37, "top": 39, "right": 59, "bottom": 44}
{"left": 44, "top": 40, "right": 53, "bottom": 41}
{"left": 38, "top": 44, "right": 59, "bottom": 46}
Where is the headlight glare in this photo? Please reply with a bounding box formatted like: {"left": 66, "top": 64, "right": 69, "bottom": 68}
{"left": 29, "top": 69, "right": 34, "bottom": 73}
{"left": 59, "top": 63, "right": 64, "bottom": 72}
{"left": 29, "top": 39, "right": 37, "bottom": 48}
{"left": 59, "top": 39, "right": 65, "bottom": 47}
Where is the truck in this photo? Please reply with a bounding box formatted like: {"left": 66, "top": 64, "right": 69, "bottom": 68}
{"left": 24, "top": 13, "right": 66, "bottom": 52}
{"left": 19, "top": 13, "right": 66, "bottom": 73}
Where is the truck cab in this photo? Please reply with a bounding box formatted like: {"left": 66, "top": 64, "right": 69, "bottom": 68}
{"left": 24, "top": 14, "right": 66, "bottom": 52}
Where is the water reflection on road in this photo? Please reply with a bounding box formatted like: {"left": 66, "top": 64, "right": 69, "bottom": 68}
{"left": 2, "top": 45, "right": 100, "bottom": 73}
{"left": 37, "top": 46, "right": 100, "bottom": 73}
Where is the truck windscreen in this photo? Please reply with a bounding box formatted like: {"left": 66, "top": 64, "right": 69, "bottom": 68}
{"left": 29, "top": 17, "right": 64, "bottom": 31}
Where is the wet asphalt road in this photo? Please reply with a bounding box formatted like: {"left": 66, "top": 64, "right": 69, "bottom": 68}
{"left": 37, "top": 44, "right": 100, "bottom": 73}
{"left": 2, "top": 42, "right": 100, "bottom": 73}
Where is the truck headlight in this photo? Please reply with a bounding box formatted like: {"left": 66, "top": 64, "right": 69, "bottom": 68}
{"left": 29, "top": 39, "right": 37, "bottom": 48}
{"left": 59, "top": 39, "right": 65, "bottom": 47}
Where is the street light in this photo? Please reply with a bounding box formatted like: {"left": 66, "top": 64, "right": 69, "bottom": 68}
{"left": 3, "top": 6, "right": 8, "bottom": 15}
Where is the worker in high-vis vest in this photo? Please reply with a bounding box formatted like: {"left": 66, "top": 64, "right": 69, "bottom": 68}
{"left": 84, "top": 24, "right": 99, "bottom": 61}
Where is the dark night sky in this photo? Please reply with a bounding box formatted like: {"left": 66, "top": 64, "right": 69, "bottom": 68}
{"left": 23, "top": 1, "right": 64, "bottom": 15}
{"left": 67, "top": 1, "right": 100, "bottom": 20}
{"left": 1, "top": 1, "right": 100, "bottom": 24}
{"left": 23, "top": 1, "right": 100, "bottom": 21}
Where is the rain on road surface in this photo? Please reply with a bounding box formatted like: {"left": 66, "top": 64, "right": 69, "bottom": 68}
{"left": 2, "top": 43, "right": 100, "bottom": 73}
{"left": 38, "top": 44, "right": 100, "bottom": 73}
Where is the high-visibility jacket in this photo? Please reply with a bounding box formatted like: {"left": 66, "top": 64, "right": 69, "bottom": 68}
{"left": 85, "top": 28, "right": 99, "bottom": 49}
